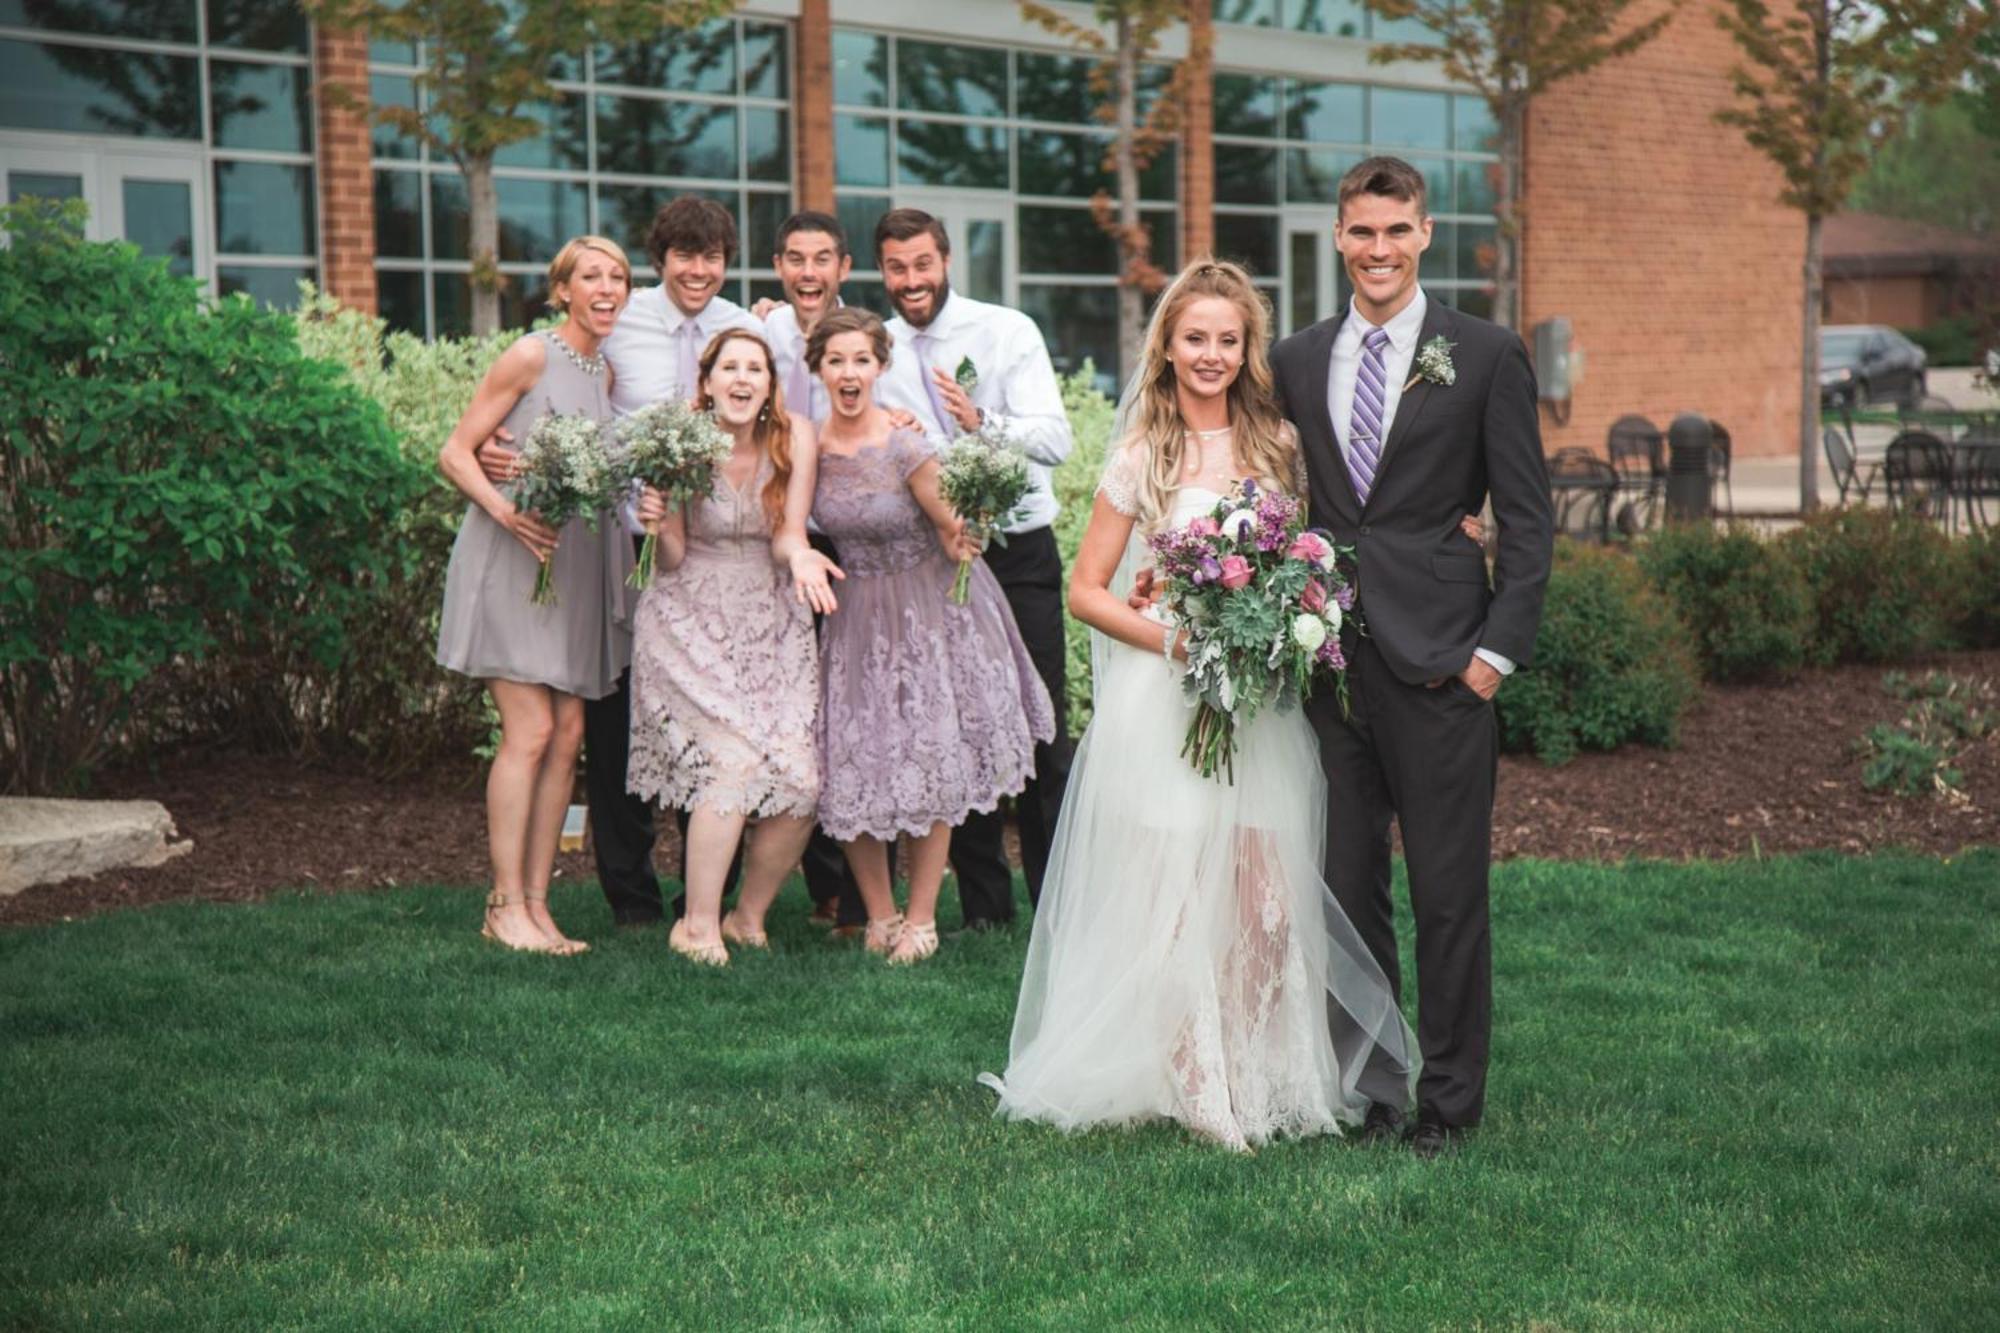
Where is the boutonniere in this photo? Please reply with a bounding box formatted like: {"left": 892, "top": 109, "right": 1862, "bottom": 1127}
{"left": 1404, "top": 335, "right": 1457, "bottom": 392}
{"left": 954, "top": 355, "right": 980, "bottom": 392}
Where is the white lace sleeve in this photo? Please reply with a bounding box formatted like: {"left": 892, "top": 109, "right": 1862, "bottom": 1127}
{"left": 1096, "top": 443, "right": 1144, "bottom": 518}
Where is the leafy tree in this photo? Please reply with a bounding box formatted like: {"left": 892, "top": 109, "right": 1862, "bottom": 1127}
{"left": 1849, "top": 94, "right": 2000, "bottom": 235}
{"left": 1714, "top": 0, "right": 1995, "bottom": 510}
{"left": 1365, "top": 0, "right": 1679, "bottom": 333}
{"left": 1021, "top": 1, "right": 1190, "bottom": 374}
{"left": 305, "top": 0, "right": 733, "bottom": 334}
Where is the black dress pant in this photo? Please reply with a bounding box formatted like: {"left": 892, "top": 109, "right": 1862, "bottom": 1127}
{"left": 948, "top": 525, "right": 1072, "bottom": 925}
{"left": 1306, "top": 633, "right": 1497, "bottom": 1129}
{"left": 802, "top": 532, "right": 864, "bottom": 925}
{"left": 585, "top": 667, "right": 664, "bottom": 924}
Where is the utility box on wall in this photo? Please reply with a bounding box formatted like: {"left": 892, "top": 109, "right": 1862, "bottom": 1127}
{"left": 1533, "top": 317, "right": 1574, "bottom": 402}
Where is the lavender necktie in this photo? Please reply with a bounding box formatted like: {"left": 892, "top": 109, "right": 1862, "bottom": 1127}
{"left": 785, "top": 341, "right": 814, "bottom": 420}
{"left": 673, "top": 318, "right": 701, "bottom": 402}
{"left": 1346, "top": 326, "right": 1392, "bottom": 504}
{"left": 914, "top": 330, "right": 955, "bottom": 438}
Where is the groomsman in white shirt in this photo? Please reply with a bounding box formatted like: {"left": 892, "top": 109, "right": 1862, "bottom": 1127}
{"left": 479, "top": 196, "right": 760, "bottom": 928}
{"left": 871, "top": 207, "right": 1075, "bottom": 929}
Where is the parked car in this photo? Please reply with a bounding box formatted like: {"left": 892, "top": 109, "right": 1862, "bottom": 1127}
{"left": 1819, "top": 324, "right": 1927, "bottom": 411}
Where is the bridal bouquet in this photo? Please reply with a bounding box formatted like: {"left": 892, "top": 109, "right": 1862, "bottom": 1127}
{"left": 612, "top": 399, "right": 732, "bottom": 588}
{"left": 1147, "top": 479, "right": 1359, "bottom": 782}
{"left": 513, "top": 411, "right": 616, "bottom": 606}
{"left": 936, "top": 423, "right": 1031, "bottom": 604}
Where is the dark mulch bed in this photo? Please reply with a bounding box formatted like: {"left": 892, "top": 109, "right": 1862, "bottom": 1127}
{"left": 7, "top": 651, "right": 1998, "bottom": 929}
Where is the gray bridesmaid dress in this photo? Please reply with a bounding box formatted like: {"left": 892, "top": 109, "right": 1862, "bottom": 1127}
{"left": 435, "top": 329, "right": 633, "bottom": 700}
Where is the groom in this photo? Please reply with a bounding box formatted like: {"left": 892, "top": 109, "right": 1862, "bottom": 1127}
{"left": 1271, "top": 157, "right": 1553, "bottom": 1158}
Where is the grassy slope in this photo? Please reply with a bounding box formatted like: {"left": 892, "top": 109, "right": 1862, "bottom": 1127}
{"left": 2, "top": 853, "right": 1995, "bottom": 1330}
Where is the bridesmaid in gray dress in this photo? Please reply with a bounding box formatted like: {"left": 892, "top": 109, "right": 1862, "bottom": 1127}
{"left": 436, "top": 235, "right": 635, "bottom": 955}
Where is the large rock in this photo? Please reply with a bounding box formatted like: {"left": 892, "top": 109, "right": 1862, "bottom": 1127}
{"left": 0, "top": 799, "right": 191, "bottom": 896}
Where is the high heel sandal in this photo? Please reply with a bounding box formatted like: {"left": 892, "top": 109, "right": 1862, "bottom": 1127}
{"left": 481, "top": 891, "right": 565, "bottom": 955}
{"left": 720, "top": 913, "right": 769, "bottom": 949}
{"left": 886, "top": 919, "right": 939, "bottom": 966}
{"left": 669, "top": 919, "right": 730, "bottom": 968}
{"left": 862, "top": 913, "right": 904, "bottom": 956}
{"left": 524, "top": 896, "right": 589, "bottom": 955}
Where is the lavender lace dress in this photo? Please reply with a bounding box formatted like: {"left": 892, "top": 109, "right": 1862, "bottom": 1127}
{"left": 626, "top": 455, "right": 818, "bottom": 818}
{"left": 813, "top": 427, "right": 1056, "bottom": 842}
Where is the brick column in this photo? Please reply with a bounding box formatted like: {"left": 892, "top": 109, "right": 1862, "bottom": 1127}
{"left": 1179, "top": 0, "right": 1214, "bottom": 263}
{"left": 314, "top": 24, "right": 377, "bottom": 314}
{"left": 795, "top": 0, "right": 835, "bottom": 213}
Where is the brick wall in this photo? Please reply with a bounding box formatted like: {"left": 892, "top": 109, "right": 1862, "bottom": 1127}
{"left": 314, "top": 25, "right": 377, "bottom": 315}
{"left": 1522, "top": 0, "right": 1804, "bottom": 459}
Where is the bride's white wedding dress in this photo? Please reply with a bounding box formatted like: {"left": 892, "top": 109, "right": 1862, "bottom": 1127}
{"left": 979, "top": 447, "right": 1416, "bottom": 1151}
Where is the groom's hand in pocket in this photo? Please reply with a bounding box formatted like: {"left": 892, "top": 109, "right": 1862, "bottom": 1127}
{"left": 476, "top": 426, "right": 521, "bottom": 485}
{"left": 1457, "top": 656, "right": 1503, "bottom": 700}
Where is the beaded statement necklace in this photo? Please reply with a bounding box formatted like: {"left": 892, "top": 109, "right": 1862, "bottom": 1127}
{"left": 543, "top": 328, "right": 607, "bottom": 377}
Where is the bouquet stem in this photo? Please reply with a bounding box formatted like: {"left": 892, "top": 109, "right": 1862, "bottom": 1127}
{"left": 532, "top": 557, "right": 557, "bottom": 607}
{"left": 1180, "top": 703, "right": 1237, "bottom": 784}
{"left": 950, "top": 558, "right": 974, "bottom": 605}
{"left": 628, "top": 532, "right": 658, "bottom": 590}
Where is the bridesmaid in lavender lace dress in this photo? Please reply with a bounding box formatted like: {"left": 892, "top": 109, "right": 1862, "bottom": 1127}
{"left": 806, "top": 308, "right": 1056, "bottom": 965}
{"left": 627, "top": 330, "right": 843, "bottom": 968}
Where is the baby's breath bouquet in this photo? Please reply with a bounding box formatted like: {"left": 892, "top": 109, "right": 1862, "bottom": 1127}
{"left": 612, "top": 400, "right": 732, "bottom": 588}
{"left": 936, "top": 423, "right": 1031, "bottom": 605}
{"left": 513, "top": 411, "right": 616, "bottom": 606}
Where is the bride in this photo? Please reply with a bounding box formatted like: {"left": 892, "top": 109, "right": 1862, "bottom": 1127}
{"left": 982, "top": 259, "right": 1473, "bottom": 1150}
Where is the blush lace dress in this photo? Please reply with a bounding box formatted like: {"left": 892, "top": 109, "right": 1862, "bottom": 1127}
{"left": 626, "top": 455, "right": 818, "bottom": 818}
{"left": 811, "top": 427, "right": 1055, "bottom": 842}
{"left": 979, "top": 440, "right": 1417, "bottom": 1151}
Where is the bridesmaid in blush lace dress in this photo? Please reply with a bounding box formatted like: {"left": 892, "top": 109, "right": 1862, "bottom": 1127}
{"left": 806, "top": 308, "right": 1055, "bottom": 965}
{"left": 627, "top": 330, "right": 843, "bottom": 967}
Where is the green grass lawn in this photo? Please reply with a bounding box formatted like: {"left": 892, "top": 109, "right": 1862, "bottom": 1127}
{"left": 3, "top": 853, "right": 1996, "bottom": 1330}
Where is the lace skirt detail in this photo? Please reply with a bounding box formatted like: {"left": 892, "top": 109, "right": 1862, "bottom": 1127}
{"left": 980, "top": 633, "right": 1415, "bottom": 1151}
{"left": 627, "top": 548, "right": 818, "bottom": 818}
{"left": 817, "top": 554, "right": 1055, "bottom": 842}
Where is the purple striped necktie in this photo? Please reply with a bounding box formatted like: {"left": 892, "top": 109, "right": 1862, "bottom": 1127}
{"left": 1348, "top": 326, "right": 1392, "bottom": 504}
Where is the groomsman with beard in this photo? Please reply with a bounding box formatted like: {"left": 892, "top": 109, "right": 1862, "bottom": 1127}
{"left": 871, "top": 207, "right": 1075, "bottom": 930}
{"left": 478, "top": 196, "right": 762, "bottom": 928}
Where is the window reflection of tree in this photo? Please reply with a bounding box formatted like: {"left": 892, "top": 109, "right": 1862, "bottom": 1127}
{"left": 896, "top": 43, "right": 1005, "bottom": 117}
{"left": 10, "top": 0, "right": 194, "bottom": 43}
{"left": 205, "top": 0, "right": 309, "bottom": 51}
{"left": 896, "top": 122, "right": 1006, "bottom": 190}
{"left": 597, "top": 22, "right": 732, "bottom": 93}
{"left": 16, "top": 2, "right": 199, "bottom": 138}
{"left": 596, "top": 97, "right": 735, "bottom": 180}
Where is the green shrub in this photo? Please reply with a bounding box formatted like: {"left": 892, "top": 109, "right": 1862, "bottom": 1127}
{"left": 1952, "top": 525, "right": 2000, "bottom": 650}
{"left": 1497, "top": 542, "right": 1702, "bottom": 765}
{"left": 1900, "top": 314, "right": 1981, "bottom": 368}
{"left": 1049, "top": 362, "right": 1114, "bottom": 737}
{"left": 0, "top": 201, "right": 416, "bottom": 793}
{"left": 291, "top": 285, "right": 519, "bottom": 768}
{"left": 1855, "top": 671, "right": 1996, "bottom": 799}
{"left": 1779, "top": 507, "right": 1961, "bottom": 665}
{"left": 1636, "top": 523, "right": 1816, "bottom": 682}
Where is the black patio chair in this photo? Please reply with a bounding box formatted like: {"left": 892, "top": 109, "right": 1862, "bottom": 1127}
{"left": 1606, "top": 414, "right": 1664, "bottom": 530}
{"left": 1899, "top": 394, "right": 1960, "bottom": 440}
{"left": 1883, "top": 430, "right": 1954, "bottom": 527}
{"left": 1707, "top": 418, "right": 1734, "bottom": 516}
{"left": 1956, "top": 435, "right": 2000, "bottom": 530}
{"left": 1547, "top": 447, "right": 1616, "bottom": 544}
{"left": 1823, "top": 422, "right": 1878, "bottom": 505}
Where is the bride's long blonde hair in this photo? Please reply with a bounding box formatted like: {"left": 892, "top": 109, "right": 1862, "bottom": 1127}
{"left": 1121, "top": 258, "right": 1295, "bottom": 531}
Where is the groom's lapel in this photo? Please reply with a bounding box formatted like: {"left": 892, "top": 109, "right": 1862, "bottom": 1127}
{"left": 1306, "top": 313, "right": 1364, "bottom": 521}
{"left": 1369, "top": 298, "right": 1455, "bottom": 503}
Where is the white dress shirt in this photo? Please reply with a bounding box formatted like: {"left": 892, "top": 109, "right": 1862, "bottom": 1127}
{"left": 1328, "top": 289, "right": 1514, "bottom": 677}
{"left": 880, "top": 291, "right": 1073, "bottom": 534}
{"left": 602, "top": 285, "right": 763, "bottom": 418}
{"left": 763, "top": 298, "right": 835, "bottom": 424}
{"left": 600, "top": 285, "right": 762, "bottom": 531}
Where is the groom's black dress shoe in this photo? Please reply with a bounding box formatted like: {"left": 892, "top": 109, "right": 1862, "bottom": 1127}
{"left": 1356, "top": 1102, "right": 1406, "bottom": 1146}
{"left": 1404, "top": 1117, "right": 1470, "bottom": 1161}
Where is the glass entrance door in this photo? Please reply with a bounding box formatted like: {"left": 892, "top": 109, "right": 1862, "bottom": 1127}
{"left": 1281, "top": 209, "right": 1341, "bottom": 335}
{"left": 896, "top": 190, "right": 1014, "bottom": 306}
{"left": 5, "top": 145, "right": 207, "bottom": 280}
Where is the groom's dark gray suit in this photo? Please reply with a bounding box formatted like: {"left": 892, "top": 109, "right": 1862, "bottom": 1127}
{"left": 1272, "top": 292, "right": 1553, "bottom": 1129}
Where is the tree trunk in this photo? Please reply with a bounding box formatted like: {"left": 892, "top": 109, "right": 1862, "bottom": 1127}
{"left": 1113, "top": 14, "right": 1145, "bottom": 382}
{"left": 1800, "top": 210, "right": 1822, "bottom": 513}
{"left": 1495, "top": 90, "right": 1526, "bottom": 333}
{"left": 466, "top": 152, "right": 500, "bottom": 336}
